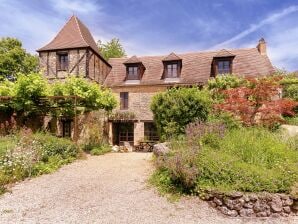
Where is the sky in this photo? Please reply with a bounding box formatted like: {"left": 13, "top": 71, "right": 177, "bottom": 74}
{"left": 0, "top": 0, "right": 298, "bottom": 71}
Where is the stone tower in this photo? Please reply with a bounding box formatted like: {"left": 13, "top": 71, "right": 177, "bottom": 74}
{"left": 37, "top": 15, "right": 111, "bottom": 84}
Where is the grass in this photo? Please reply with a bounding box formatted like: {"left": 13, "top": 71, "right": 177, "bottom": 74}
{"left": 152, "top": 127, "right": 298, "bottom": 197}
{"left": 90, "top": 144, "right": 111, "bottom": 156}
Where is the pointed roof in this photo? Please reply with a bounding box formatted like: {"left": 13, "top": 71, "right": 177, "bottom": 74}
{"left": 123, "top": 55, "right": 142, "bottom": 64}
{"left": 37, "top": 15, "right": 101, "bottom": 56}
{"left": 162, "top": 52, "right": 181, "bottom": 61}
{"left": 214, "top": 49, "right": 235, "bottom": 58}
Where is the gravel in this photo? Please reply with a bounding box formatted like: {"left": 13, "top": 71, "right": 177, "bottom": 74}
{"left": 0, "top": 152, "right": 296, "bottom": 224}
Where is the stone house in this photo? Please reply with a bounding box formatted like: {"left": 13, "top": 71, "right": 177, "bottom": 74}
{"left": 38, "top": 16, "right": 275, "bottom": 146}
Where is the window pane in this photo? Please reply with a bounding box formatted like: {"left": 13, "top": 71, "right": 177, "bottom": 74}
{"left": 58, "top": 54, "right": 68, "bottom": 71}
{"left": 166, "top": 63, "right": 178, "bottom": 78}
{"left": 120, "top": 92, "right": 129, "bottom": 110}
{"left": 127, "top": 66, "right": 139, "bottom": 80}
{"left": 217, "top": 60, "right": 230, "bottom": 75}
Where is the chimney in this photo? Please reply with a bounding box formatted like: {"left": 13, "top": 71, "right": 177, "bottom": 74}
{"left": 257, "top": 38, "right": 267, "bottom": 55}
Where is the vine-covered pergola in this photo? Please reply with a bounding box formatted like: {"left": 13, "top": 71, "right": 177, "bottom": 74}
{"left": 0, "top": 95, "right": 83, "bottom": 142}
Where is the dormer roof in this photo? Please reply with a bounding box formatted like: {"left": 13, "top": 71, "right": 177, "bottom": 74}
{"left": 123, "top": 55, "right": 142, "bottom": 64}
{"left": 214, "top": 49, "right": 235, "bottom": 58}
{"left": 162, "top": 52, "right": 182, "bottom": 62}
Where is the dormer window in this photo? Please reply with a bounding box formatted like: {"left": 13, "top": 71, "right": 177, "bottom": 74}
{"left": 127, "top": 65, "right": 139, "bottom": 80}
{"left": 212, "top": 49, "right": 235, "bottom": 77}
{"left": 123, "top": 56, "right": 145, "bottom": 83}
{"left": 162, "top": 53, "right": 182, "bottom": 80}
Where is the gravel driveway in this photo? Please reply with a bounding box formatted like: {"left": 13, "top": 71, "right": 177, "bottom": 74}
{"left": 0, "top": 153, "right": 296, "bottom": 224}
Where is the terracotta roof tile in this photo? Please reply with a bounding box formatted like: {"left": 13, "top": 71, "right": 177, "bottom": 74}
{"left": 123, "top": 55, "right": 142, "bottom": 64}
{"left": 162, "top": 52, "right": 181, "bottom": 61}
{"left": 105, "top": 48, "right": 275, "bottom": 87}
{"left": 214, "top": 49, "right": 235, "bottom": 58}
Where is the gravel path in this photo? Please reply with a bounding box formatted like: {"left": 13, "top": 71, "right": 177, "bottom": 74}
{"left": 0, "top": 153, "right": 296, "bottom": 224}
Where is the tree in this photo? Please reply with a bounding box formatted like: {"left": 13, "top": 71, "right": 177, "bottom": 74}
{"left": 215, "top": 77, "right": 297, "bottom": 127}
{"left": 150, "top": 88, "right": 212, "bottom": 139}
{"left": 97, "top": 38, "right": 126, "bottom": 60}
{"left": 0, "top": 37, "right": 38, "bottom": 80}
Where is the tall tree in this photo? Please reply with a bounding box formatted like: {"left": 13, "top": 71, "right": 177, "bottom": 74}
{"left": 0, "top": 37, "right": 38, "bottom": 80}
{"left": 97, "top": 38, "right": 126, "bottom": 60}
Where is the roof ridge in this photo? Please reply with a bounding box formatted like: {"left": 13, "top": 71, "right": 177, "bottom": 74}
{"left": 74, "top": 16, "right": 89, "bottom": 47}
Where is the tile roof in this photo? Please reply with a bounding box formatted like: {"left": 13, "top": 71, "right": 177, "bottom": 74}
{"left": 105, "top": 48, "right": 275, "bottom": 87}
{"left": 37, "top": 15, "right": 101, "bottom": 57}
{"left": 124, "top": 55, "right": 142, "bottom": 64}
{"left": 162, "top": 52, "right": 181, "bottom": 61}
{"left": 214, "top": 49, "right": 235, "bottom": 58}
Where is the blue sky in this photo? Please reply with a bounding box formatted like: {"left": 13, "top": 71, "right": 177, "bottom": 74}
{"left": 1, "top": 0, "right": 298, "bottom": 71}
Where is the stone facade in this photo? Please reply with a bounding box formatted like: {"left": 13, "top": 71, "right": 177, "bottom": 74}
{"left": 109, "top": 85, "right": 168, "bottom": 146}
{"left": 39, "top": 48, "right": 111, "bottom": 84}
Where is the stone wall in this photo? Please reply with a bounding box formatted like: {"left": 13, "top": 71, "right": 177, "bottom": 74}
{"left": 111, "top": 85, "right": 167, "bottom": 121}
{"left": 205, "top": 191, "right": 298, "bottom": 217}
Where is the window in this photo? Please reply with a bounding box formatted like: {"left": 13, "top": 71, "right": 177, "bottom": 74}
{"left": 217, "top": 60, "right": 231, "bottom": 75}
{"left": 57, "top": 53, "right": 68, "bottom": 71}
{"left": 167, "top": 63, "right": 178, "bottom": 78}
{"left": 127, "top": 66, "right": 139, "bottom": 80}
{"left": 144, "top": 122, "right": 159, "bottom": 141}
{"left": 120, "top": 92, "right": 129, "bottom": 110}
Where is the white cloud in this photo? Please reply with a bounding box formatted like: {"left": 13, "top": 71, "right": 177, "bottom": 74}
{"left": 212, "top": 5, "right": 298, "bottom": 49}
{"left": 49, "top": 0, "right": 99, "bottom": 14}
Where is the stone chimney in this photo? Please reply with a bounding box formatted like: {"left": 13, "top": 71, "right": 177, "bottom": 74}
{"left": 257, "top": 38, "right": 267, "bottom": 55}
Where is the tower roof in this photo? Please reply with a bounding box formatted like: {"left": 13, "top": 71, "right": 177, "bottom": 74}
{"left": 37, "top": 15, "right": 101, "bottom": 56}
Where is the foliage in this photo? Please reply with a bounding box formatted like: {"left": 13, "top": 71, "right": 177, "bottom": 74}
{"left": 154, "top": 139, "right": 200, "bottom": 192}
{"left": 90, "top": 144, "right": 111, "bottom": 155}
{"left": 207, "top": 74, "right": 246, "bottom": 91}
{"left": 0, "top": 130, "right": 79, "bottom": 194}
{"left": 152, "top": 126, "right": 298, "bottom": 196}
{"left": 109, "top": 111, "right": 136, "bottom": 121}
{"left": 13, "top": 73, "right": 49, "bottom": 115}
{"left": 0, "top": 74, "right": 117, "bottom": 119}
{"left": 51, "top": 76, "right": 117, "bottom": 115}
{"left": 97, "top": 38, "right": 126, "bottom": 60}
{"left": 208, "top": 112, "right": 242, "bottom": 130}
{"left": 151, "top": 88, "right": 212, "bottom": 139}
{"left": 215, "top": 77, "right": 297, "bottom": 127}
{"left": 280, "top": 74, "right": 298, "bottom": 101}
{"left": 196, "top": 128, "right": 298, "bottom": 193}
{"left": 0, "top": 37, "right": 38, "bottom": 80}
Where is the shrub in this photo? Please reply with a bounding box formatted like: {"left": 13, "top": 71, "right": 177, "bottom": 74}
{"left": 150, "top": 87, "right": 211, "bottom": 139}
{"left": 215, "top": 77, "right": 297, "bottom": 127}
{"left": 0, "top": 131, "right": 79, "bottom": 194}
{"left": 90, "top": 144, "right": 111, "bottom": 155}
{"left": 154, "top": 138, "right": 201, "bottom": 193}
{"left": 152, "top": 127, "right": 298, "bottom": 196}
{"left": 280, "top": 74, "right": 298, "bottom": 101}
{"left": 196, "top": 128, "right": 298, "bottom": 193}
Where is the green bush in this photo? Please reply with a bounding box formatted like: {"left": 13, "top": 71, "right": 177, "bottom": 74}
{"left": 90, "top": 144, "right": 111, "bottom": 155}
{"left": 280, "top": 74, "right": 298, "bottom": 101}
{"left": 207, "top": 74, "right": 246, "bottom": 91}
{"left": 150, "top": 87, "right": 211, "bottom": 139}
{"left": 197, "top": 128, "right": 298, "bottom": 193}
{"left": 152, "top": 127, "right": 298, "bottom": 196}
